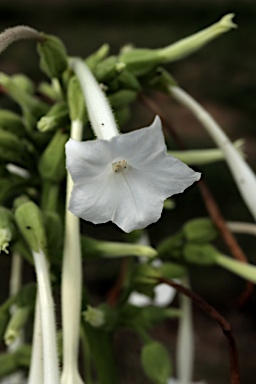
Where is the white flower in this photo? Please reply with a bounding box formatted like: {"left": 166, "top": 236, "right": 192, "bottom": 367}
{"left": 66, "top": 116, "right": 200, "bottom": 233}
{"left": 129, "top": 283, "right": 176, "bottom": 307}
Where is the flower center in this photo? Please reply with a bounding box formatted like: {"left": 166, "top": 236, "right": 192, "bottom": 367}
{"left": 112, "top": 160, "right": 128, "bottom": 173}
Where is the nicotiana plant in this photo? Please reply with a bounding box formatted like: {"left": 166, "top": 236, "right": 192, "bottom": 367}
{"left": 0, "top": 12, "right": 255, "bottom": 384}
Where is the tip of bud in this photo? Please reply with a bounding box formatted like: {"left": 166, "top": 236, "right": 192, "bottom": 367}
{"left": 220, "top": 13, "right": 238, "bottom": 30}
{"left": 0, "top": 228, "right": 11, "bottom": 254}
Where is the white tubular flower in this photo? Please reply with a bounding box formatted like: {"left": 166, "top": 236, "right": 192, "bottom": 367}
{"left": 67, "top": 60, "right": 200, "bottom": 233}
{"left": 168, "top": 379, "right": 206, "bottom": 384}
{"left": 129, "top": 283, "right": 176, "bottom": 308}
{"left": 170, "top": 85, "right": 256, "bottom": 221}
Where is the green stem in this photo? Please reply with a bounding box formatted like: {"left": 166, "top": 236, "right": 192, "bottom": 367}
{"left": 83, "top": 322, "right": 119, "bottom": 384}
{"left": 41, "top": 181, "right": 59, "bottom": 212}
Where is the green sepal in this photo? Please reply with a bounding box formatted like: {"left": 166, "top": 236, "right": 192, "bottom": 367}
{"left": 119, "top": 48, "right": 162, "bottom": 76}
{"left": 0, "top": 128, "right": 29, "bottom": 164}
{"left": 94, "top": 56, "right": 125, "bottom": 82}
{"left": 117, "top": 70, "right": 141, "bottom": 91}
{"left": 67, "top": 76, "right": 87, "bottom": 122}
{"left": 12, "top": 74, "right": 34, "bottom": 94}
{"left": 37, "top": 101, "right": 69, "bottom": 132}
{"left": 37, "top": 34, "right": 68, "bottom": 79}
{"left": 38, "top": 129, "right": 68, "bottom": 181}
{"left": 0, "top": 311, "right": 10, "bottom": 340}
{"left": 157, "top": 231, "right": 184, "bottom": 260}
{"left": 183, "top": 243, "right": 218, "bottom": 265}
{"left": 0, "top": 110, "right": 26, "bottom": 137}
{"left": 85, "top": 43, "right": 110, "bottom": 70}
{"left": 158, "top": 262, "right": 185, "bottom": 279}
{"left": 0, "top": 73, "right": 49, "bottom": 130}
{"left": 182, "top": 218, "right": 218, "bottom": 243}
{"left": 108, "top": 89, "right": 137, "bottom": 109}
{"left": 14, "top": 201, "right": 47, "bottom": 253}
{"left": 141, "top": 341, "right": 172, "bottom": 384}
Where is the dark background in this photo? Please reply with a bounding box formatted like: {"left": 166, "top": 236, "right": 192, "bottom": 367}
{"left": 0, "top": 1, "right": 256, "bottom": 383}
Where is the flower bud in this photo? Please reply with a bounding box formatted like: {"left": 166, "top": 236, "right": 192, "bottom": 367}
{"left": 14, "top": 201, "right": 47, "bottom": 253}
{"left": 183, "top": 243, "right": 218, "bottom": 265}
{"left": 119, "top": 14, "right": 237, "bottom": 76}
{"left": 94, "top": 56, "right": 125, "bottom": 82}
{"left": 108, "top": 89, "right": 137, "bottom": 109}
{"left": 141, "top": 341, "right": 172, "bottom": 384}
{"left": 0, "top": 129, "right": 27, "bottom": 164}
{"left": 12, "top": 74, "right": 34, "bottom": 94}
{"left": 0, "top": 207, "right": 16, "bottom": 253}
{"left": 0, "top": 110, "right": 25, "bottom": 137}
{"left": 67, "top": 76, "right": 87, "bottom": 122}
{"left": 4, "top": 306, "right": 30, "bottom": 346}
{"left": 37, "top": 101, "right": 69, "bottom": 132}
{"left": 85, "top": 43, "right": 110, "bottom": 70}
{"left": 117, "top": 70, "right": 141, "bottom": 91}
{"left": 83, "top": 305, "right": 105, "bottom": 328}
{"left": 0, "top": 73, "right": 49, "bottom": 130}
{"left": 38, "top": 129, "right": 68, "bottom": 182}
{"left": 81, "top": 235, "right": 157, "bottom": 260}
{"left": 183, "top": 218, "right": 218, "bottom": 243}
{"left": 37, "top": 34, "right": 68, "bottom": 78}
{"left": 157, "top": 232, "right": 184, "bottom": 260}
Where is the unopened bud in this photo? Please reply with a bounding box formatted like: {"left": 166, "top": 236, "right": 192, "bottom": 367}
{"left": 85, "top": 43, "right": 110, "bottom": 70}
{"left": 83, "top": 305, "right": 105, "bottom": 328}
{"left": 0, "top": 207, "right": 16, "bottom": 254}
{"left": 37, "top": 101, "right": 69, "bottom": 132}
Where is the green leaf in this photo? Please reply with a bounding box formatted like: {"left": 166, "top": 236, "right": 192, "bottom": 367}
{"left": 141, "top": 341, "right": 172, "bottom": 384}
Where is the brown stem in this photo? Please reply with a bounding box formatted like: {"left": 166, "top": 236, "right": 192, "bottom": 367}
{"left": 140, "top": 92, "right": 253, "bottom": 305}
{"left": 107, "top": 258, "right": 128, "bottom": 306}
{"left": 157, "top": 277, "right": 240, "bottom": 384}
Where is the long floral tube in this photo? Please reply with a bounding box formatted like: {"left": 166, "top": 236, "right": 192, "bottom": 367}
{"left": 169, "top": 139, "right": 244, "bottom": 165}
{"left": 169, "top": 85, "right": 256, "bottom": 221}
{"left": 32, "top": 249, "right": 59, "bottom": 384}
{"left": 27, "top": 296, "right": 43, "bottom": 384}
{"left": 227, "top": 221, "right": 256, "bottom": 236}
{"left": 61, "top": 119, "right": 84, "bottom": 384}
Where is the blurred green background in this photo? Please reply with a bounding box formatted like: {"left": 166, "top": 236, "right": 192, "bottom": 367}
{"left": 0, "top": 1, "right": 256, "bottom": 383}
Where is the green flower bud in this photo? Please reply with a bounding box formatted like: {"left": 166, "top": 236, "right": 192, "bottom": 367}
{"left": 108, "top": 89, "right": 137, "bottom": 109}
{"left": 38, "top": 129, "right": 68, "bottom": 181}
{"left": 0, "top": 177, "right": 29, "bottom": 206}
{"left": 119, "top": 14, "right": 237, "bottom": 76}
{"left": 12, "top": 74, "right": 34, "bottom": 94}
{"left": 81, "top": 235, "right": 157, "bottom": 260}
{"left": 114, "top": 106, "right": 131, "bottom": 127}
{"left": 157, "top": 232, "right": 184, "bottom": 260}
{"left": 0, "top": 73, "right": 49, "bottom": 130}
{"left": 119, "top": 48, "right": 162, "bottom": 76}
{"left": 0, "top": 110, "right": 25, "bottom": 137}
{"left": 0, "top": 128, "right": 28, "bottom": 164}
{"left": 38, "top": 81, "right": 59, "bottom": 101}
{"left": 117, "top": 70, "right": 141, "bottom": 91}
{"left": 141, "top": 341, "right": 172, "bottom": 384}
{"left": 37, "top": 101, "right": 69, "bottom": 132}
{"left": 159, "top": 262, "right": 185, "bottom": 279}
{"left": 133, "top": 264, "right": 161, "bottom": 285}
{"left": 37, "top": 34, "right": 68, "bottom": 78}
{"left": 67, "top": 76, "right": 86, "bottom": 122}
{"left": 94, "top": 56, "right": 125, "bottom": 82}
{"left": 0, "top": 351, "right": 18, "bottom": 377}
{"left": 0, "top": 207, "right": 16, "bottom": 254}
{"left": 4, "top": 306, "right": 30, "bottom": 346}
{"left": 159, "top": 13, "right": 237, "bottom": 63}
{"left": 183, "top": 218, "right": 218, "bottom": 243}
{"left": 85, "top": 43, "right": 110, "bottom": 70}
{"left": 83, "top": 305, "right": 105, "bottom": 328}
{"left": 14, "top": 201, "right": 47, "bottom": 253}
{"left": 183, "top": 243, "right": 218, "bottom": 265}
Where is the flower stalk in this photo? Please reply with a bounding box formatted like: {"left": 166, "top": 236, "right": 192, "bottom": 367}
{"left": 169, "top": 85, "right": 256, "bottom": 221}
